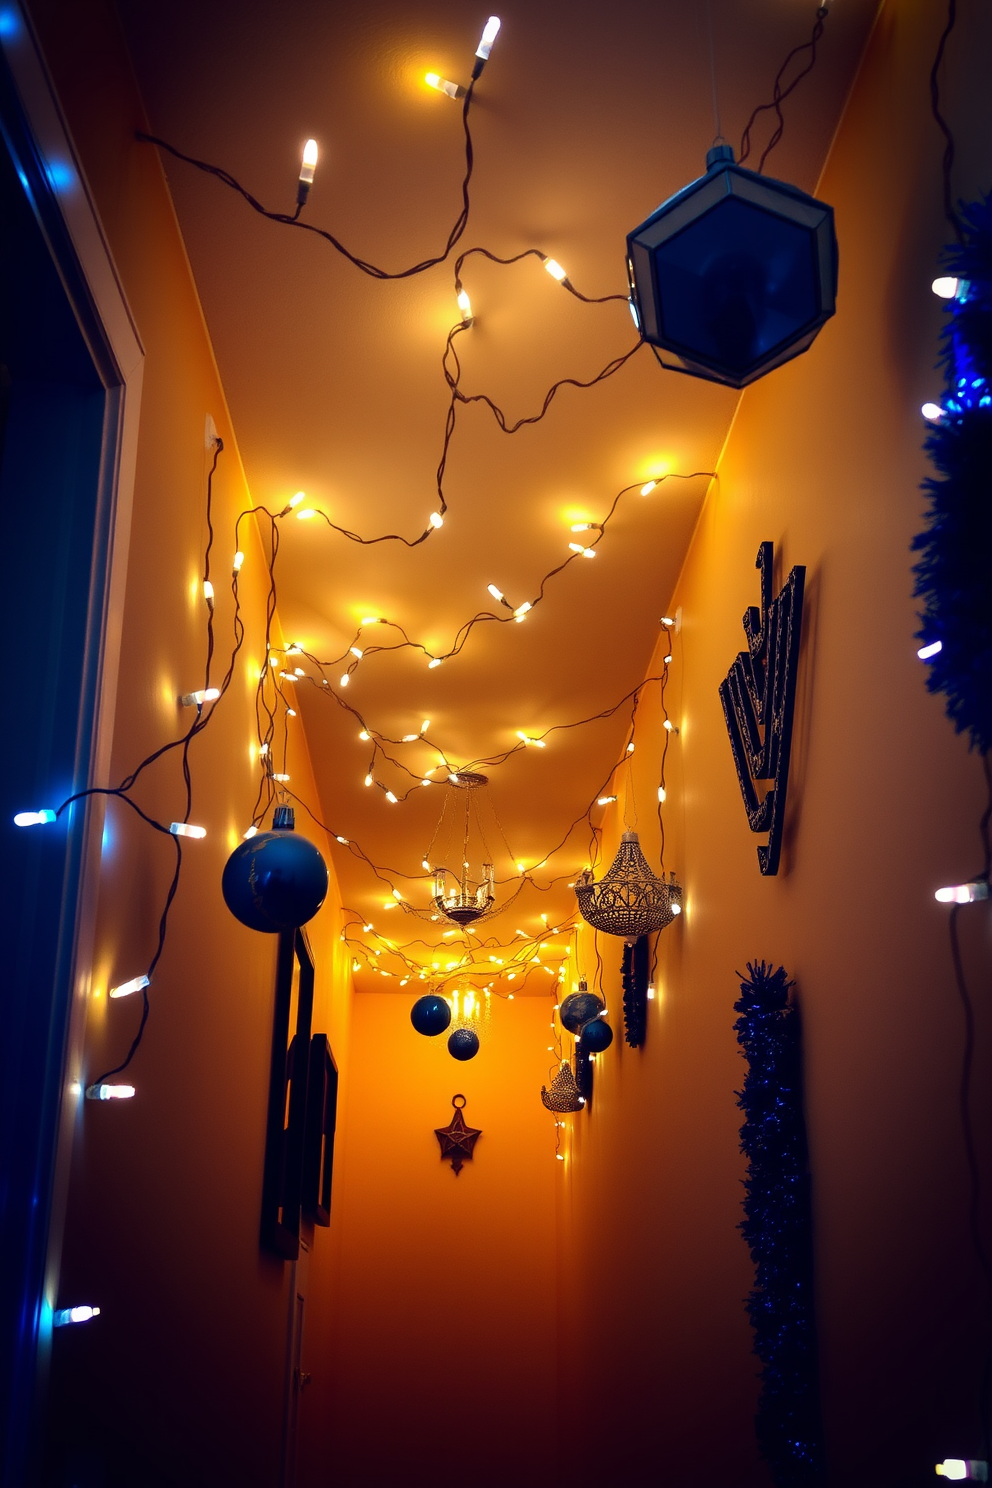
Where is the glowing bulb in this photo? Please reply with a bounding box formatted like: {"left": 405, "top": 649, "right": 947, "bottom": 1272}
{"left": 169, "top": 822, "right": 206, "bottom": 839}
{"left": 428, "top": 657, "right": 442, "bottom": 669}
{"left": 640, "top": 480, "right": 657, "bottom": 496}
{"left": 918, "top": 640, "right": 942, "bottom": 660}
{"left": 87, "top": 1084, "right": 135, "bottom": 1101}
{"left": 487, "top": 584, "right": 504, "bottom": 602}
{"left": 243, "top": 825, "right": 258, "bottom": 839}
{"left": 53, "top": 1305, "right": 101, "bottom": 1326}
{"left": 421, "top": 778, "right": 432, "bottom": 786}
{"left": 556, "top": 1153, "right": 564, "bottom": 1161}
{"left": 543, "top": 257, "right": 567, "bottom": 283}
{"left": 664, "top": 654, "right": 673, "bottom": 664}
{"left": 935, "top": 1464, "right": 968, "bottom": 1481}
{"left": 663, "top": 720, "right": 674, "bottom": 732}
{"left": 14, "top": 810, "right": 56, "bottom": 827}
{"left": 180, "top": 687, "right": 221, "bottom": 707}
{"left": 109, "top": 975, "right": 150, "bottom": 1000}
{"left": 570, "top": 523, "right": 590, "bottom": 533}
{"left": 671, "top": 902, "right": 682, "bottom": 915}
{"left": 921, "top": 402, "right": 944, "bottom": 420}
{"left": 336, "top": 835, "right": 349, "bottom": 844}
{"left": 658, "top": 786, "right": 666, "bottom": 803}
{"left": 340, "top": 674, "right": 349, "bottom": 687}
{"left": 360, "top": 615, "right": 379, "bottom": 625}
{"left": 202, "top": 580, "right": 214, "bottom": 601}
{"left": 514, "top": 601, "right": 531, "bottom": 619}
{"left": 935, "top": 881, "right": 989, "bottom": 904}
{"left": 626, "top": 742, "right": 635, "bottom": 753}
{"left": 402, "top": 733, "right": 419, "bottom": 742}
{"left": 299, "top": 138, "right": 318, "bottom": 184}
{"left": 259, "top": 742, "right": 269, "bottom": 756}
{"left": 364, "top": 774, "right": 373, "bottom": 787}
{"left": 429, "top": 512, "right": 444, "bottom": 529}
{"left": 269, "top": 657, "right": 279, "bottom": 668}
{"left": 516, "top": 861, "right": 525, "bottom": 874}
{"left": 647, "top": 986, "right": 655, "bottom": 1000}
{"left": 425, "top": 72, "right": 465, "bottom": 100}
{"left": 456, "top": 289, "right": 473, "bottom": 323}
{"left": 286, "top": 708, "right": 297, "bottom": 717}
{"left": 385, "top": 791, "right": 398, "bottom": 804}
{"left": 272, "top": 773, "right": 290, "bottom": 783}
{"left": 568, "top": 542, "right": 584, "bottom": 554}
{"left": 288, "top": 491, "right": 306, "bottom": 509}
{"left": 422, "top": 858, "right": 431, "bottom": 871}
{"left": 359, "top": 730, "right": 370, "bottom": 740}
{"left": 296, "top": 508, "right": 317, "bottom": 521}
{"left": 350, "top": 647, "right": 363, "bottom": 660}
{"left": 931, "top": 277, "right": 960, "bottom": 299}
{"left": 476, "top": 15, "right": 500, "bottom": 60}
{"left": 597, "top": 795, "right": 616, "bottom": 806}
{"left": 421, "top": 719, "right": 430, "bottom": 733}
{"left": 233, "top": 551, "right": 245, "bottom": 572}
{"left": 661, "top": 616, "right": 675, "bottom": 627}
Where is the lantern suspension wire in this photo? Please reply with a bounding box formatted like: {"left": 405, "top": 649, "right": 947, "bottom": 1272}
{"left": 704, "top": 0, "right": 725, "bottom": 146}
{"left": 929, "top": 0, "right": 964, "bottom": 244}
{"left": 738, "top": 3, "right": 831, "bottom": 173}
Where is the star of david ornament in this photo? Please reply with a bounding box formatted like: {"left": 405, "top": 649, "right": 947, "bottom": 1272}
{"left": 434, "top": 1094, "right": 482, "bottom": 1176}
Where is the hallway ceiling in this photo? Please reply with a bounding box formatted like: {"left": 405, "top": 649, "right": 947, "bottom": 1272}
{"left": 117, "top": 0, "right": 876, "bottom": 989}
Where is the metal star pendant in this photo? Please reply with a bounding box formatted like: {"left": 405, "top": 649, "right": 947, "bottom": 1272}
{"left": 434, "top": 1094, "right": 481, "bottom": 1176}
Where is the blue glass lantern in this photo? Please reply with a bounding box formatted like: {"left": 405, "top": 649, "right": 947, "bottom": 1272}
{"left": 626, "top": 145, "right": 838, "bottom": 388}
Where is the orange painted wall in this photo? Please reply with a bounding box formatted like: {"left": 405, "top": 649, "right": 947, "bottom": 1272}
{"left": 561, "top": 3, "right": 992, "bottom": 1485}
{"left": 25, "top": 3, "right": 353, "bottom": 1483}
{"left": 301, "top": 990, "right": 559, "bottom": 1488}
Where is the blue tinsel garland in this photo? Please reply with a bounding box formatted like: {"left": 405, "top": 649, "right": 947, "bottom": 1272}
{"left": 735, "top": 962, "right": 824, "bottom": 1488}
{"left": 912, "top": 194, "right": 992, "bottom": 755}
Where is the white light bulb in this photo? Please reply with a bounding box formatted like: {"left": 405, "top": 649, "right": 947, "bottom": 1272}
{"left": 336, "top": 835, "right": 349, "bottom": 845}
{"left": 661, "top": 616, "right": 674, "bottom": 627}
{"left": 109, "top": 975, "right": 150, "bottom": 1000}
{"left": 299, "top": 138, "right": 318, "bottom": 186}
{"left": 385, "top": 791, "right": 398, "bottom": 804}
{"left": 428, "top": 657, "right": 442, "bottom": 668}
{"left": 429, "top": 512, "right": 444, "bottom": 529}
{"left": 421, "top": 719, "right": 430, "bottom": 733}
{"left": 233, "top": 551, "right": 245, "bottom": 572}
{"left": 568, "top": 542, "right": 585, "bottom": 554}
{"left": 514, "top": 601, "right": 531, "bottom": 618}
{"left": 448, "top": 772, "right": 460, "bottom": 783}
{"left": 658, "top": 786, "right": 666, "bottom": 802}
{"left": 350, "top": 646, "right": 363, "bottom": 659}
{"left": 935, "top": 881, "right": 989, "bottom": 905}
{"left": 641, "top": 480, "right": 657, "bottom": 496}
{"left": 202, "top": 580, "right": 214, "bottom": 601}
{"left": 543, "top": 257, "right": 567, "bottom": 283}
{"left": 487, "top": 583, "right": 504, "bottom": 602}
{"left": 243, "top": 825, "right": 258, "bottom": 840}
{"left": 364, "top": 774, "right": 373, "bottom": 787}
{"left": 421, "top": 778, "right": 432, "bottom": 786}
{"left": 626, "top": 742, "right": 635, "bottom": 753}
{"left": 259, "top": 742, "right": 269, "bottom": 756}
{"left": 402, "top": 733, "right": 418, "bottom": 743}
{"left": 931, "top": 277, "right": 959, "bottom": 299}
{"left": 287, "top": 708, "right": 297, "bottom": 718}
{"left": 425, "top": 72, "right": 465, "bottom": 100}
{"left": 359, "top": 730, "right": 370, "bottom": 741}
{"left": 272, "top": 773, "right": 290, "bottom": 783}
{"left": 663, "top": 720, "right": 674, "bottom": 732}
{"left": 288, "top": 491, "right": 306, "bottom": 509}
{"left": 169, "top": 822, "right": 206, "bottom": 839}
{"left": 53, "top": 1305, "right": 101, "bottom": 1327}
{"left": 921, "top": 402, "right": 944, "bottom": 420}
{"left": 918, "top": 640, "right": 942, "bottom": 660}
{"left": 360, "top": 615, "right": 379, "bottom": 626}
{"left": 664, "top": 654, "right": 673, "bottom": 664}
{"left": 456, "top": 289, "right": 473, "bottom": 323}
{"left": 14, "top": 809, "right": 56, "bottom": 827}
{"left": 88, "top": 1084, "right": 135, "bottom": 1101}
{"left": 180, "top": 687, "right": 221, "bottom": 707}
{"left": 597, "top": 795, "right": 616, "bottom": 806}
{"left": 476, "top": 15, "right": 501, "bottom": 60}
{"left": 936, "top": 1464, "right": 968, "bottom": 1481}
{"left": 671, "top": 902, "right": 682, "bottom": 915}
{"left": 340, "top": 674, "right": 349, "bottom": 687}
{"left": 296, "top": 508, "right": 317, "bottom": 521}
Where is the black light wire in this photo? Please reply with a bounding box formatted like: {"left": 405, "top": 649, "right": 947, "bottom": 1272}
{"left": 738, "top": 5, "right": 830, "bottom": 173}
{"left": 929, "top": 0, "right": 964, "bottom": 245}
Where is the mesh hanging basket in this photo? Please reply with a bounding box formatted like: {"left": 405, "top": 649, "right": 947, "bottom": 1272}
{"left": 574, "top": 831, "right": 682, "bottom": 943}
{"left": 541, "top": 1061, "right": 585, "bottom": 1114}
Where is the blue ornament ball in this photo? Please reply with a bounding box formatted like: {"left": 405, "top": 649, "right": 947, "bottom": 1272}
{"left": 410, "top": 994, "right": 452, "bottom": 1037}
{"left": 447, "top": 1028, "right": 480, "bottom": 1062}
{"left": 580, "top": 1018, "right": 614, "bottom": 1054}
{"left": 222, "top": 830, "right": 328, "bottom": 933}
{"left": 559, "top": 991, "right": 605, "bottom": 1033}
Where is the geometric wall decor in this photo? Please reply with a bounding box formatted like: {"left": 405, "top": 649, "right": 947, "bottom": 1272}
{"left": 719, "top": 542, "right": 806, "bottom": 875}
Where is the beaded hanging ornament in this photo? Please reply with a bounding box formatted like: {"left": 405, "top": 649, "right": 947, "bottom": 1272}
{"left": 574, "top": 831, "right": 682, "bottom": 944}
{"left": 540, "top": 1061, "right": 585, "bottom": 1114}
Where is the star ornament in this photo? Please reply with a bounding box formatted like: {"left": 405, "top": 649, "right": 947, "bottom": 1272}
{"left": 434, "top": 1094, "right": 482, "bottom": 1176}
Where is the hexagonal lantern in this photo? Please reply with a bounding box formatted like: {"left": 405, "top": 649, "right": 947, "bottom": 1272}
{"left": 626, "top": 145, "right": 838, "bottom": 388}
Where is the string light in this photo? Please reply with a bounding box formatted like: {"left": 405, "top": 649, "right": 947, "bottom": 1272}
{"left": 14, "top": 810, "right": 56, "bottom": 827}
{"left": 385, "top": 791, "right": 398, "bottom": 804}
{"left": 340, "top": 674, "right": 350, "bottom": 687}
{"left": 243, "top": 825, "right": 258, "bottom": 839}
{"left": 934, "top": 881, "right": 989, "bottom": 904}
{"left": 360, "top": 615, "right": 379, "bottom": 626}
{"left": 336, "top": 835, "right": 350, "bottom": 844}
{"left": 640, "top": 480, "right": 657, "bottom": 495}
{"left": 597, "top": 795, "right": 616, "bottom": 805}
{"left": 296, "top": 508, "right": 318, "bottom": 520}
{"left": 542, "top": 256, "right": 568, "bottom": 283}
{"left": 233, "top": 551, "right": 244, "bottom": 572}
{"left": 428, "top": 657, "right": 443, "bottom": 668}
{"left": 487, "top": 583, "right": 505, "bottom": 602}
{"left": 429, "top": 512, "right": 444, "bottom": 529}
{"left": 297, "top": 138, "right": 318, "bottom": 208}
{"left": 918, "top": 640, "right": 942, "bottom": 660}
{"left": 658, "top": 787, "right": 666, "bottom": 802}
{"left": 109, "top": 975, "right": 150, "bottom": 1000}
{"left": 364, "top": 774, "right": 373, "bottom": 787}
{"left": 350, "top": 646, "right": 363, "bottom": 659}
{"left": 456, "top": 288, "right": 473, "bottom": 324}
{"left": 931, "top": 277, "right": 962, "bottom": 299}
{"left": 272, "top": 773, "right": 290, "bottom": 783}
{"left": 922, "top": 402, "right": 945, "bottom": 420}
{"left": 53, "top": 1306, "right": 101, "bottom": 1327}
{"left": 169, "top": 822, "right": 206, "bottom": 839}
{"left": 180, "top": 687, "right": 220, "bottom": 707}
{"left": 421, "top": 719, "right": 430, "bottom": 733}
{"left": 516, "top": 731, "right": 545, "bottom": 747}
{"left": 475, "top": 15, "right": 501, "bottom": 64}
{"left": 86, "top": 1084, "right": 135, "bottom": 1101}
{"left": 425, "top": 72, "right": 466, "bottom": 100}
{"left": 288, "top": 491, "right": 306, "bottom": 509}
{"left": 661, "top": 616, "right": 675, "bottom": 627}
{"left": 567, "top": 542, "right": 596, "bottom": 557}
{"left": 202, "top": 581, "right": 214, "bottom": 602}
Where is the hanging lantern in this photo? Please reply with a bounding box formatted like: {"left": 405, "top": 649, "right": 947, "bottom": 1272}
{"left": 626, "top": 144, "right": 838, "bottom": 388}
{"left": 540, "top": 1061, "right": 585, "bottom": 1114}
{"left": 411, "top": 772, "right": 509, "bottom": 927}
{"left": 574, "top": 831, "right": 681, "bottom": 944}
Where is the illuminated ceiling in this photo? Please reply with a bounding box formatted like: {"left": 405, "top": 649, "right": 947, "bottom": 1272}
{"left": 117, "top": 0, "right": 877, "bottom": 989}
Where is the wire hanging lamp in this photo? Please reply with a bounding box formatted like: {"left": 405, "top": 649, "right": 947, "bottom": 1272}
{"left": 574, "top": 831, "right": 682, "bottom": 944}
{"left": 410, "top": 772, "right": 506, "bottom": 927}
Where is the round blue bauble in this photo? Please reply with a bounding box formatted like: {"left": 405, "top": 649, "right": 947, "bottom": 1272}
{"left": 410, "top": 994, "right": 452, "bottom": 1037}
{"left": 559, "top": 991, "right": 605, "bottom": 1033}
{"left": 580, "top": 1018, "right": 614, "bottom": 1054}
{"left": 222, "top": 830, "right": 328, "bottom": 933}
{"left": 447, "top": 1028, "right": 480, "bottom": 1061}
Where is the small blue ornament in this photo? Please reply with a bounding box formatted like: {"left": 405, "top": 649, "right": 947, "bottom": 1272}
{"left": 222, "top": 806, "right": 328, "bottom": 933}
{"left": 579, "top": 1018, "right": 614, "bottom": 1054}
{"left": 447, "top": 1028, "right": 480, "bottom": 1061}
{"left": 559, "top": 990, "right": 604, "bottom": 1033}
{"left": 410, "top": 994, "right": 452, "bottom": 1037}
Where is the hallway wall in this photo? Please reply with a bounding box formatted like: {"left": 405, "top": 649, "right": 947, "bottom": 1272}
{"left": 23, "top": 3, "right": 354, "bottom": 1483}
{"left": 560, "top": 2, "right": 992, "bottom": 1484}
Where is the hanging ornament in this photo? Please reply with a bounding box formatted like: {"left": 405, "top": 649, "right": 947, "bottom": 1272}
{"left": 447, "top": 1028, "right": 480, "bottom": 1061}
{"left": 559, "top": 986, "right": 605, "bottom": 1033}
{"left": 407, "top": 772, "right": 519, "bottom": 928}
{"left": 622, "top": 936, "right": 650, "bottom": 1048}
{"left": 574, "top": 831, "right": 681, "bottom": 943}
{"left": 221, "top": 805, "right": 328, "bottom": 932}
{"left": 410, "top": 994, "right": 452, "bottom": 1037}
{"left": 540, "top": 1061, "right": 585, "bottom": 1113}
{"left": 579, "top": 1018, "right": 614, "bottom": 1055}
{"left": 434, "top": 1094, "right": 482, "bottom": 1175}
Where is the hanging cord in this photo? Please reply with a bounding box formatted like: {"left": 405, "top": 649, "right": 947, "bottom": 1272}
{"left": 738, "top": 5, "right": 830, "bottom": 173}
{"left": 135, "top": 76, "right": 478, "bottom": 280}
{"left": 704, "top": 0, "right": 726, "bottom": 146}
{"left": 949, "top": 753, "right": 992, "bottom": 1462}
{"left": 929, "top": 0, "right": 964, "bottom": 245}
